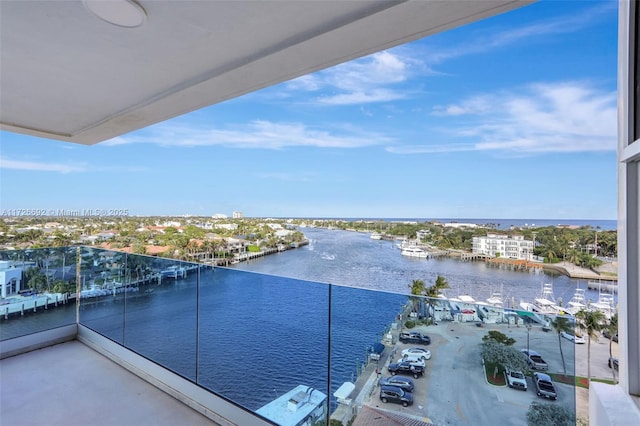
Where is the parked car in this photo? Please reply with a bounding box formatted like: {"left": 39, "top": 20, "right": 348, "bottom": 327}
{"left": 603, "top": 330, "right": 619, "bottom": 342}
{"left": 399, "top": 332, "right": 431, "bottom": 345}
{"left": 379, "top": 376, "right": 415, "bottom": 392}
{"left": 521, "top": 349, "right": 549, "bottom": 370}
{"left": 388, "top": 361, "right": 425, "bottom": 378}
{"left": 560, "top": 331, "right": 586, "bottom": 344}
{"left": 401, "top": 347, "right": 431, "bottom": 360}
{"left": 533, "top": 372, "right": 557, "bottom": 400}
{"left": 504, "top": 366, "right": 527, "bottom": 391}
{"left": 608, "top": 357, "right": 619, "bottom": 371}
{"left": 379, "top": 385, "right": 414, "bottom": 407}
{"left": 396, "top": 356, "right": 425, "bottom": 367}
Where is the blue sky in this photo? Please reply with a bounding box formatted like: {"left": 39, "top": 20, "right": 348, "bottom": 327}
{"left": 0, "top": 0, "right": 618, "bottom": 220}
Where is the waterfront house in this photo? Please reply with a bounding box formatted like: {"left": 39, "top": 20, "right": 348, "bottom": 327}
{"left": 0, "top": 1, "right": 638, "bottom": 425}
{"left": 472, "top": 234, "right": 535, "bottom": 260}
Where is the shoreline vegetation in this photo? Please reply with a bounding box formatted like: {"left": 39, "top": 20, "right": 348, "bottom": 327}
{"left": 0, "top": 216, "right": 617, "bottom": 282}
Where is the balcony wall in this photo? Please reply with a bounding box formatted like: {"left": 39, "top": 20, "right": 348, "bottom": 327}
{"left": 0, "top": 247, "right": 579, "bottom": 425}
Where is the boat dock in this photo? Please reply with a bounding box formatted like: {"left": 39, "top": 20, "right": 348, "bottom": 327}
{"left": 1, "top": 293, "right": 71, "bottom": 319}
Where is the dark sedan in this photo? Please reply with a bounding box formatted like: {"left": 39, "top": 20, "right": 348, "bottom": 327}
{"left": 380, "top": 376, "right": 415, "bottom": 392}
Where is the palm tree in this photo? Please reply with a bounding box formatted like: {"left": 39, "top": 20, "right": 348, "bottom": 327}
{"left": 408, "top": 279, "right": 426, "bottom": 316}
{"left": 551, "top": 316, "right": 573, "bottom": 375}
{"left": 408, "top": 279, "right": 425, "bottom": 295}
{"left": 575, "top": 309, "right": 606, "bottom": 381}
{"left": 604, "top": 313, "right": 618, "bottom": 383}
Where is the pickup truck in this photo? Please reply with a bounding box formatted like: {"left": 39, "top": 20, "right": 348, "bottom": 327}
{"left": 388, "top": 361, "right": 425, "bottom": 379}
{"left": 504, "top": 366, "right": 527, "bottom": 391}
{"left": 521, "top": 349, "right": 548, "bottom": 370}
{"left": 533, "top": 372, "right": 557, "bottom": 400}
{"left": 399, "top": 332, "right": 431, "bottom": 345}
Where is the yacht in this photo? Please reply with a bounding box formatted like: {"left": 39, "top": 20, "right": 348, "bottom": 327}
{"left": 533, "top": 283, "right": 561, "bottom": 314}
{"left": 401, "top": 246, "right": 429, "bottom": 258}
{"left": 566, "top": 286, "right": 588, "bottom": 315}
{"left": 486, "top": 286, "right": 504, "bottom": 307}
{"left": 592, "top": 290, "right": 616, "bottom": 319}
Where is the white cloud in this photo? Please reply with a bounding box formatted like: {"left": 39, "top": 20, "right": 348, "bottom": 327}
{"left": 107, "top": 120, "right": 393, "bottom": 149}
{"left": 316, "top": 89, "right": 407, "bottom": 106}
{"left": 0, "top": 156, "right": 149, "bottom": 173}
{"left": 0, "top": 156, "right": 87, "bottom": 173}
{"left": 286, "top": 51, "right": 420, "bottom": 105}
{"left": 391, "top": 81, "right": 616, "bottom": 154}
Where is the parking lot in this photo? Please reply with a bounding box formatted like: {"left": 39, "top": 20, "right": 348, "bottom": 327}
{"left": 364, "top": 321, "right": 618, "bottom": 424}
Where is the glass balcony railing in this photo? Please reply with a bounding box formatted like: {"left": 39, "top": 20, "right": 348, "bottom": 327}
{"left": 0, "top": 247, "right": 580, "bottom": 425}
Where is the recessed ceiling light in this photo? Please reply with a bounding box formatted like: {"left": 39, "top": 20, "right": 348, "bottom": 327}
{"left": 83, "top": 0, "right": 147, "bottom": 28}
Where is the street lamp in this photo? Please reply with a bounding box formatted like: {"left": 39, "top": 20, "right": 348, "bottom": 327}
{"left": 526, "top": 323, "right": 532, "bottom": 353}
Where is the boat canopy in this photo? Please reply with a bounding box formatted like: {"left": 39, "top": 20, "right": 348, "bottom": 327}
{"left": 334, "top": 382, "right": 355, "bottom": 400}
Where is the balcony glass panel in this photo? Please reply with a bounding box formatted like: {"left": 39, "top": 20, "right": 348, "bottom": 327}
{"left": 197, "top": 268, "right": 330, "bottom": 420}
{"left": 1, "top": 247, "right": 588, "bottom": 425}
{"left": 122, "top": 256, "right": 198, "bottom": 380}
{"left": 78, "top": 247, "right": 126, "bottom": 344}
{"left": 0, "top": 247, "right": 77, "bottom": 340}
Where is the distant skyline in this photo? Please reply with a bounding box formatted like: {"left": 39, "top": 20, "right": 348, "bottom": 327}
{"left": 0, "top": 1, "right": 618, "bottom": 219}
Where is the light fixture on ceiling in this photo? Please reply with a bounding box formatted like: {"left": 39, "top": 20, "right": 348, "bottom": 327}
{"left": 83, "top": 0, "right": 147, "bottom": 28}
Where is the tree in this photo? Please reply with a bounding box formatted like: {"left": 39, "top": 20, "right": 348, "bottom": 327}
{"left": 425, "top": 275, "right": 450, "bottom": 297}
{"left": 408, "top": 279, "right": 425, "bottom": 295}
{"left": 526, "top": 400, "right": 575, "bottom": 426}
{"left": 480, "top": 340, "right": 529, "bottom": 372}
{"left": 575, "top": 309, "right": 606, "bottom": 380}
{"left": 482, "top": 330, "right": 516, "bottom": 346}
{"left": 550, "top": 316, "right": 573, "bottom": 375}
{"left": 407, "top": 279, "right": 426, "bottom": 317}
{"left": 604, "top": 312, "right": 619, "bottom": 383}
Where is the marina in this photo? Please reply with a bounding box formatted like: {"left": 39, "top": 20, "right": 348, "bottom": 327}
{"left": 0, "top": 224, "right": 621, "bottom": 425}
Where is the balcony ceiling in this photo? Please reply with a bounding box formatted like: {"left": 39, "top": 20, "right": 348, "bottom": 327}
{"left": 0, "top": 0, "right": 531, "bottom": 145}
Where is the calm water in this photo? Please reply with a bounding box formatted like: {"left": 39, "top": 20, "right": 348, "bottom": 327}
{"left": 234, "top": 227, "right": 612, "bottom": 307}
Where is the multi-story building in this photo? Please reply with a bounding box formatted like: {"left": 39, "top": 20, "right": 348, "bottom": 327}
{"left": 472, "top": 234, "right": 534, "bottom": 260}
{"left": 232, "top": 211, "right": 244, "bottom": 219}
{"left": 0, "top": 261, "right": 22, "bottom": 298}
{"left": 0, "top": 2, "right": 638, "bottom": 426}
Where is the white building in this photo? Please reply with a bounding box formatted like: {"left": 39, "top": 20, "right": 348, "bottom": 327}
{"left": 472, "top": 234, "right": 534, "bottom": 260}
{"left": 0, "top": 261, "right": 22, "bottom": 298}
{"left": 232, "top": 211, "right": 243, "bottom": 219}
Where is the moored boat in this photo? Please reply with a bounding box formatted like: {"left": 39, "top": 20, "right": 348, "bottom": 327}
{"left": 401, "top": 246, "right": 429, "bottom": 258}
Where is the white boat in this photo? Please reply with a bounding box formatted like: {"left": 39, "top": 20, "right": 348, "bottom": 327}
{"left": 566, "top": 286, "right": 588, "bottom": 315}
{"left": 370, "top": 233, "right": 382, "bottom": 240}
{"left": 592, "top": 291, "right": 616, "bottom": 319}
{"left": 486, "top": 291, "right": 504, "bottom": 307}
{"left": 533, "top": 283, "right": 561, "bottom": 314}
{"left": 401, "top": 246, "right": 429, "bottom": 258}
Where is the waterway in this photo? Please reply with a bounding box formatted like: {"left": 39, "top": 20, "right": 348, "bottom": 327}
{"left": 233, "top": 227, "right": 611, "bottom": 308}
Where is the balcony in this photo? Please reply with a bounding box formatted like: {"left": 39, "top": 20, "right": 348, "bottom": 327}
{"left": 0, "top": 246, "right": 592, "bottom": 425}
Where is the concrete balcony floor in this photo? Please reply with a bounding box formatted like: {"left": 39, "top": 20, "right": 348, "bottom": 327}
{"left": 0, "top": 340, "right": 219, "bottom": 426}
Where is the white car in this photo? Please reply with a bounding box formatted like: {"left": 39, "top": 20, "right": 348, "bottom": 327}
{"left": 560, "top": 331, "right": 586, "bottom": 344}
{"left": 401, "top": 347, "right": 432, "bottom": 360}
